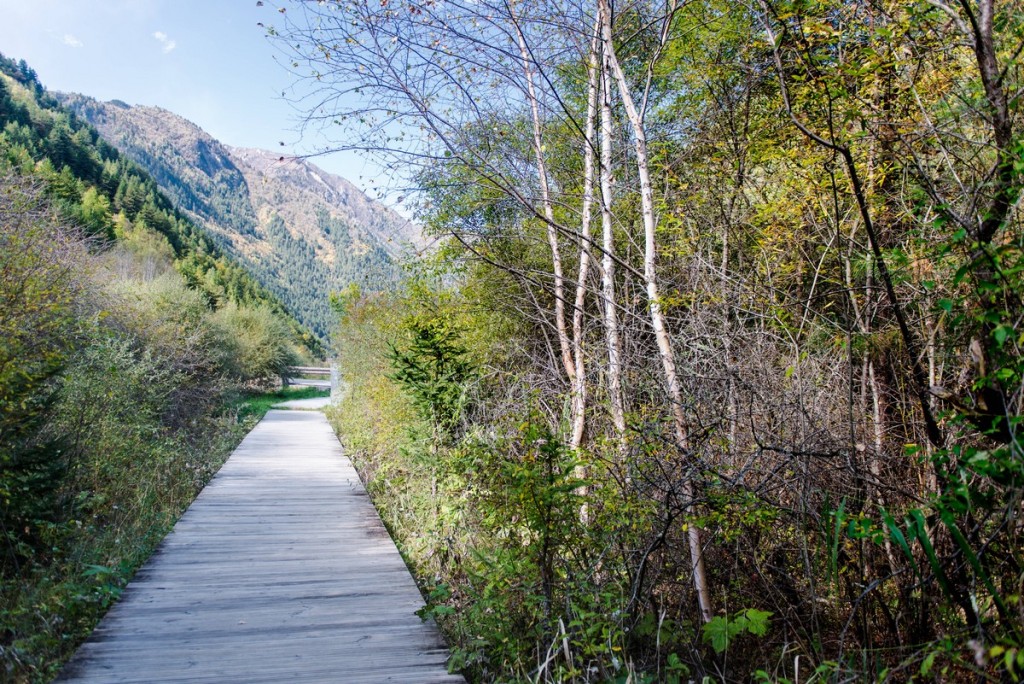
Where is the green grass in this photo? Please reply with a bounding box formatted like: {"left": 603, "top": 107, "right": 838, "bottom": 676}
{"left": 229, "top": 385, "right": 331, "bottom": 423}
{"left": 2, "top": 415, "right": 248, "bottom": 683}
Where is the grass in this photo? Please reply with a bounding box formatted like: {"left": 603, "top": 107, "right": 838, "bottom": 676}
{"left": 229, "top": 385, "right": 331, "bottom": 423}
{"left": 3, "top": 384, "right": 331, "bottom": 682}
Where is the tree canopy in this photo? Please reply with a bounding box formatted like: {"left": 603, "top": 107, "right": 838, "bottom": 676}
{"left": 272, "top": 0, "right": 1024, "bottom": 680}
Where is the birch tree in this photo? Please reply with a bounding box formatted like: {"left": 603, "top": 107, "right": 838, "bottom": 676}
{"left": 270, "top": 0, "right": 601, "bottom": 433}
{"left": 597, "top": 0, "right": 714, "bottom": 623}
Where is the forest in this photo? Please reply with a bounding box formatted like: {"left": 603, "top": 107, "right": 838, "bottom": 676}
{"left": 265, "top": 0, "right": 1024, "bottom": 680}
{"left": 0, "top": 53, "right": 317, "bottom": 681}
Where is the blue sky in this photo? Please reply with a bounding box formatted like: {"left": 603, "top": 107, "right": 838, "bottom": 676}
{"left": 0, "top": 0, "right": 374, "bottom": 184}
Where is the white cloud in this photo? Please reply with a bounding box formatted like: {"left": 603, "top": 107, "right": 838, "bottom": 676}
{"left": 62, "top": 33, "right": 83, "bottom": 48}
{"left": 153, "top": 30, "right": 176, "bottom": 54}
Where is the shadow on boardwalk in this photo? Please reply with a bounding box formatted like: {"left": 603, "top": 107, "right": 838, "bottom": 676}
{"left": 58, "top": 410, "right": 463, "bottom": 684}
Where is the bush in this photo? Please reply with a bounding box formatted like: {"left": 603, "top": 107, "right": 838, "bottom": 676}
{"left": 326, "top": 284, "right": 670, "bottom": 682}
{"left": 0, "top": 175, "right": 87, "bottom": 573}
{"left": 210, "top": 303, "right": 300, "bottom": 386}
{"left": 106, "top": 271, "right": 228, "bottom": 428}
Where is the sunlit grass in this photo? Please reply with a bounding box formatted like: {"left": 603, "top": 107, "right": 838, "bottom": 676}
{"left": 229, "top": 385, "right": 331, "bottom": 424}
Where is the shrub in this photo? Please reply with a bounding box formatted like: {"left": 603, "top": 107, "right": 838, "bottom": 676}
{"left": 106, "top": 271, "right": 227, "bottom": 428}
{"left": 0, "top": 175, "right": 87, "bottom": 573}
{"left": 210, "top": 303, "right": 300, "bottom": 386}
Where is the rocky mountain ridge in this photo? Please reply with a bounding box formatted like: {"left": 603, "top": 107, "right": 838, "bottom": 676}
{"left": 59, "top": 93, "right": 421, "bottom": 339}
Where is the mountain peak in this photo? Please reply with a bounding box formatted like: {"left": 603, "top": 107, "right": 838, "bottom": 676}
{"left": 61, "top": 92, "right": 422, "bottom": 340}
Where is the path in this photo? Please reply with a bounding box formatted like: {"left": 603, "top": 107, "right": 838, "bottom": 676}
{"left": 273, "top": 395, "right": 332, "bottom": 410}
{"left": 58, "top": 410, "right": 463, "bottom": 683}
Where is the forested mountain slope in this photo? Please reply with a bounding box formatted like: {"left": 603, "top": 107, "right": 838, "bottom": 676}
{"left": 0, "top": 58, "right": 316, "bottom": 353}
{"left": 59, "top": 93, "right": 419, "bottom": 340}
{"left": 0, "top": 51, "right": 321, "bottom": 681}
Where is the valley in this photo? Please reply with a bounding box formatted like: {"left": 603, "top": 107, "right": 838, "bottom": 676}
{"left": 60, "top": 93, "right": 422, "bottom": 340}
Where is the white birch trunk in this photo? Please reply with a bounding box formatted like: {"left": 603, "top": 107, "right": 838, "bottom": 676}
{"left": 570, "top": 24, "right": 600, "bottom": 452}
{"left": 599, "top": 43, "right": 627, "bottom": 444}
{"left": 512, "top": 15, "right": 576, "bottom": 393}
{"left": 599, "top": 0, "right": 713, "bottom": 624}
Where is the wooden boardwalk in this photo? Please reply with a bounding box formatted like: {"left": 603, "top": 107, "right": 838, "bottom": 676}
{"left": 58, "top": 410, "right": 463, "bottom": 683}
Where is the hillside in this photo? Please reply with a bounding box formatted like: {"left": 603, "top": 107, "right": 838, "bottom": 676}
{"left": 0, "top": 58, "right": 318, "bottom": 356}
{"left": 59, "top": 94, "right": 420, "bottom": 340}
{"left": 0, "top": 51, "right": 328, "bottom": 681}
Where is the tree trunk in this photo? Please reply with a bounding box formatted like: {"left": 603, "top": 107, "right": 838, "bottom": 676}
{"left": 599, "top": 0, "right": 714, "bottom": 624}
{"left": 599, "top": 40, "right": 627, "bottom": 447}
{"left": 511, "top": 9, "right": 577, "bottom": 398}
{"left": 570, "top": 23, "right": 600, "bottom": 452}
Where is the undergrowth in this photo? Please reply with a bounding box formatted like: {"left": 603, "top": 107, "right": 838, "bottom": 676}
{"left": 0, "top": 386, "right": 315, "bottom": 683}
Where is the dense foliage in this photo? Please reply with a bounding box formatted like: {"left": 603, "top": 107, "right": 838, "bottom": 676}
{"left": 0, "top": 54, "right": 315, "bottom": 681}
{"left": 278, "top": 0, "right": 1024, "bottom": 681}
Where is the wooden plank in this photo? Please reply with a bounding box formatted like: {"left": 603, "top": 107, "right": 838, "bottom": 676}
{"left": 288, "top": 366, "right": 332, "bottom": 375}
{"left": 58, "top": 410, "right": 464, "bottom": 683}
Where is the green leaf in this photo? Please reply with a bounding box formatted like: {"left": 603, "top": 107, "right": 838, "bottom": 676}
{"left": 743, "top": 609, "right": 772, "bottom": 636}
{"left": 920, "top": 650, "right": 938, "bottom": 676}
{"left": 882, "top": 510, "right": 918, "bottom": 575}
{"left": 702, "top": 616, "right": 731, "bottom": 653}
{"left": 82, "top": 564, "right": 115, "bottom": 578}
{"left": 906, "top": 509, "right": 953, "bottom": 598}
{"left": 993, "top": 325, "right": 1011, "bottom": 346}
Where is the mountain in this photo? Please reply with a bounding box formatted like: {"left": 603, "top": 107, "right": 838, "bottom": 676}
{"left": 0, "top": 56, "right": 320, "bottom": 357}
{"left": 59, "top": 94, "right": 421, "bottom": 340}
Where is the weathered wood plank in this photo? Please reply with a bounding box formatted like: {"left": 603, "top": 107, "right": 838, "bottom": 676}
{"left": 58, "top": 410, "right": 464, "bottom": 683}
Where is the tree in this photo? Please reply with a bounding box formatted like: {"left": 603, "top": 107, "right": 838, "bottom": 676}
{"left": 269, "top": 0, "right": 647, "bottom": 449}
{"left": 0, "top": 175, "right": 85, "bottom": 570}
{"left": 210, "top": 303, "right": 300, "bottom": 386}
{"left": 272, "top": 0, "right": 1024, "bottom": 678}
